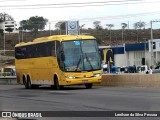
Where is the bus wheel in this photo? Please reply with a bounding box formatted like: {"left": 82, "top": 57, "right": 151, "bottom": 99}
{"left": 54, "top": 76, "right": 60, "bottom": 90}
{"left": 27, "top": 76, "right": 32, "bottom": 89}
{"left": 23, "top": 76, "right": 28, "bottom": 89}
{"left": 85, "top": 83, "right": 93, "bottom": 89}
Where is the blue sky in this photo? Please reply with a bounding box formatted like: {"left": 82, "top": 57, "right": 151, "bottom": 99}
{"left": 1, "top": 0, "right": 160, "bottom": 29}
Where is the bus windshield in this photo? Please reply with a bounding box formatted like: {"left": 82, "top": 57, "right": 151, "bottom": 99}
{"left": 62, "top": 40, "right": 101, "bottom": 72}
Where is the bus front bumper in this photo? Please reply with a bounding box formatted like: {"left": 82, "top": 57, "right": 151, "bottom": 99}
{"left": 63, "top": 76, "right": 102, "bottom": 85}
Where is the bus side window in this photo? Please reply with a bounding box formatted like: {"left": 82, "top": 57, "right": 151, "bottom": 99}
{"left": 37, "top": 43, "right": 47, "bottom": 57}
{"left": 32, "top": 45, "right": 37, "bottom": 58}
{"left": 45, "top": 41, "right": 55, "bottom": 57}
{"left": 15, "top": 47, "right": 26, "bottom": 59}
{"left": 56, "top": 41, "right": 64, "bottom": 70}
{"left": 56, "top": 41, "right": 60, "bottom": 56}
{"left": 51, "top": 41, "right": 55, "bottom": 56}
{"left": 26, "top": 45, "right": 36, "bottom": 58}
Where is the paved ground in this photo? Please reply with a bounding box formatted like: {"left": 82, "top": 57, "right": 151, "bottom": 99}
{"left": 0, "top": 85, "right": 160, "bottom": 120}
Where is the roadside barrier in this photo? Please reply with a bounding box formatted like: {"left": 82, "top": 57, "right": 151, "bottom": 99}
{"left": 101, "top": 73, "right": 160, "bottom": 87}
{"left": 0, "top": 76, "right": 17, "bottom": 84}
{"left": 1, "top": 73, "right": 160, "bottom": 87}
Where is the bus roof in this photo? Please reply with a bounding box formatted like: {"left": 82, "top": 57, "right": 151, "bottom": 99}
{"left": 15, "top": 35, "right": 96, "bottom": 47}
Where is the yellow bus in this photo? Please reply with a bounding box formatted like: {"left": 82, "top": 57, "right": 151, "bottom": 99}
{"left": 15, "top": 35, "right": 102, "bottom": 89}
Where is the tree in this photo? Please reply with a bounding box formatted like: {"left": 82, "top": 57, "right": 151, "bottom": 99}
{"left": 80, "top": 24, "right": 85, "bottom": 30}
{"left": 0, "top": 13, "right": 13, "bottom": 23}
{"left": 121, "top": 23, "right": 127, "bottom": 29}
{"left": 55, "top": 21, "right": 65, "bottom": 30}
{"left": 134, "top": 21, "right": 145, "bottom": 29}
{"left": 20, "top": 16, "right": 48, "bottom": 37}
{"left": 54, "top": 21, "right": 66, "bottom": 34}
{"left": 106, "top": 24, "right": 114, "bottom": 43}
{"left": 19, "top": 20, "right": 30, "bottom": 30}
{"left": 121, "top": 23, "right": 128, "bottom": 44}
{"left": 0, "top": 13, "right": 14, "bottom": 34}
{"left": 133, "top": 21, "right": 146, "bottom": 42}
{"left": 79, "top": 24, "right": 85, "bottom": 34}
{"left": 93, "top": 21, "right": 102, "bottom": 30}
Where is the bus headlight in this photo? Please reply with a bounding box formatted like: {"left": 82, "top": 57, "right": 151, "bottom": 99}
{"left": 93, "top": 73, "right": 101, "bottom": 77}
{"left": 66, "top": 76, "right": 76, "bottom": 79}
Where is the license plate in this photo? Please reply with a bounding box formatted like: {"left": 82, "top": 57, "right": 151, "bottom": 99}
{"left": 82, "top": 80, "right": 88, "bottom": 83}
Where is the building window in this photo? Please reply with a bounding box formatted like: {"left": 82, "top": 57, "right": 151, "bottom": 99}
{"left": 134, "top": 51, "right": 144, "bottom": 66}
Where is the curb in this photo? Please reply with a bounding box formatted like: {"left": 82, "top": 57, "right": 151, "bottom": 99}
{"left": 0, "top": 76, "right": 17, "bottom": 85}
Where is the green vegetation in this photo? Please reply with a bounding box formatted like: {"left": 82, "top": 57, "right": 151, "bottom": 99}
{"left": 19, "top": 16, "right": 48, "bottom": 37}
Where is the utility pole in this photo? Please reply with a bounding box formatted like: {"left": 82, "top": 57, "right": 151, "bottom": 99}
{"left": 49, "top": 22, "right": 51, "bottom": 36}
{"left": 106, "top": 24, "right": 114, "bottom": 44}
{"left": 3, "top": 33, "right": 5, "bottom": 55}
{"left": 122, "top": 28, "right": 124, "bottom": 45}
{"left": 150, "top": 20, "right": 153, "bottom": 66}
{"left": 121, "top": 23, "right": 127, "bottom": 45}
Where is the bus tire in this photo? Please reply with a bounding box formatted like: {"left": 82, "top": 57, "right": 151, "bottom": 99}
{"left": 85, "top": 83, "right": 93, "bottom": 89}
{"left": 54, "top": 76, "right": 61, "bottom": 90}
{"left": 23, "top": 76, "right": 28, "bottom": 89}
{"left": 27, "top": 76, "right": 32, "bottom": 89}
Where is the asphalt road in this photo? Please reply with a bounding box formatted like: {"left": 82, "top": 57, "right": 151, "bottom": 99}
{"left": 0, "top": 85, "right": 160, "bottom": 120}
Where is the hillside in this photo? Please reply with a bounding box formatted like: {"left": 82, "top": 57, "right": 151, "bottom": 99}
{"left": 0, "top": 28, "right": 160, "bottom": 55}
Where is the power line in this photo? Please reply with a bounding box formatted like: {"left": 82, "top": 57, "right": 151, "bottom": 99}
{"left": 48, "top": 11, "right": 160, "bottom": 25}
{"left": 1, "top": 0, "right": 160, "bottom": 28}
{"left": 0, "top": 0, "right": 160, "bottom": 10}
{"left": 71, "top": 11, "right": 160, "bottom": 22}
{"left": 0, "top": 0, "right": 148, "bottom": 7}
{"left": 0, "top": 0, "right": 26, "bottom": 2}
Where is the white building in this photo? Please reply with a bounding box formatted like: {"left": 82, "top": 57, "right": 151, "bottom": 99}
{"left": 148, "top": 39, "right": 160, "bottom": 65}
{"left": 99, "top": 40, "right": 160, "bottom": 68}
{"left": 0, "top": 20, "right": 18, "bottom": 33}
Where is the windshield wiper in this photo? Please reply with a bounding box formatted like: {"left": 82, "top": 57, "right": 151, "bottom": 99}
{"left": 85, "top": 53, "right": 94, "bottom": 70}
{"left": 75, "top": 57, "right": 81, "bottom": 71}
